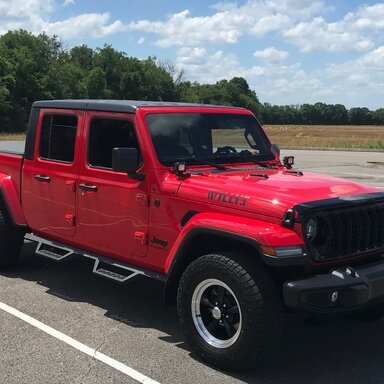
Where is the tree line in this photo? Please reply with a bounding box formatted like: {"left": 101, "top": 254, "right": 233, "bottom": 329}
{"left": 260, "top": 103, "right": 384, "bottom": 126}
{"left": 0, "top": 30, "right": 383, "bottom": 132}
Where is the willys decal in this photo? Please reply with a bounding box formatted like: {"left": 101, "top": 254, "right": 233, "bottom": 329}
{"left": 208, "top": 190, "right": 250, "bottom": 206}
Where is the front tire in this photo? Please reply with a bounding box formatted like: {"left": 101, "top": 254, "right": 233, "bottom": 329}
{"left": 177, "top": 253, "right": 282, "bottom": 371}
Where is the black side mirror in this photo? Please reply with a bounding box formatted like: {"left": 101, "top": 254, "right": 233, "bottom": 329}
{"left": 112, "top": 148, "right": 145, "bottom": 181}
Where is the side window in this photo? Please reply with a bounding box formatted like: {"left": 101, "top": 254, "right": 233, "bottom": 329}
{"left": 88, "top": 118, "right": 140, "bottom": 169}
{"left": 40, "top": 114, "right": 77, "bottom": 163}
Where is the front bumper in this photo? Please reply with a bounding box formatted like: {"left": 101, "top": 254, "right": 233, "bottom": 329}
{"left": 283, "top": 258, "right": 384, "bottom": 313}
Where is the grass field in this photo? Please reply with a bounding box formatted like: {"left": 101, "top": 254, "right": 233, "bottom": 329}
{"left": 1, "top": 125, "right": 384, "bottom": 150}
{"left": 0, "top": 133, "right": 26, "bottom": 141}
{"left": 263, "top": 125, "right": 384, "bottom": 150}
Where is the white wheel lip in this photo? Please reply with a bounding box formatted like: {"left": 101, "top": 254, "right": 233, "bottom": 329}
{"left": 191, "top": 278, "right": 242, "bottom": 349}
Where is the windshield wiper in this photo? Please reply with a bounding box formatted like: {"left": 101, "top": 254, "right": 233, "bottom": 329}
{"left": 174, "top": 157, "right": 228, "bottom": 171}
{"left": 220, "top": 151, "right": 271, "bottom": 168}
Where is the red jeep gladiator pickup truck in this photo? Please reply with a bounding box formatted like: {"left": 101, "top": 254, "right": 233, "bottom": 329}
{"left": 0, "top": 99, "right": 383, "bottom": 370}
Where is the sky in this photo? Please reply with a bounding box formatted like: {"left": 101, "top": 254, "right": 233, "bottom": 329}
{"left": 0, "top": 0, "right": 383, "bottom": 110}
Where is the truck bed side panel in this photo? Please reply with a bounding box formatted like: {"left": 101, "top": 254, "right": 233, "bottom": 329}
{"left": 0, "top": 152, "right": 23, "bottom": 195}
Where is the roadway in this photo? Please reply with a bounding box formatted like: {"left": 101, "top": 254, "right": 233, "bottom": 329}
{"left": 0, "top": 144, "right": 383, "bottom": 383}
{"left": 284, "top": 149, "right": 384, "bottom": 189}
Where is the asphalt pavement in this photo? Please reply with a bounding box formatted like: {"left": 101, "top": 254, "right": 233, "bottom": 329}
{"left": 283, "top": 149, "right": 384, "bottom": 188}
{"left": 0, "top": 144, "right": 383, "bottom": 383}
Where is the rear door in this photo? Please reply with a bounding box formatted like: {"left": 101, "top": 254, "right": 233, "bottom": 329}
{"left": 75, "top": 112, "right": 149, "bottom": 259}
{"left": 22, "top": 109, "right": 83, "bottom": 237}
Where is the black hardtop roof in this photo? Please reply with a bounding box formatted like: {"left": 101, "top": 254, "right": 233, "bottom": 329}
{"left": 32, "top": 99, "right": 243, "bottom": 113}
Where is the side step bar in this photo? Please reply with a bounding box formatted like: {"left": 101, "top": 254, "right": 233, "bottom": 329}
{"left": 25, "top": 233, "right": 166, "bottom": 283}
{"left": 35, "top": 242, "right": 75, "bottom": 261}
{"left": 92, "top": 260, "right": 140, "bottom": 283}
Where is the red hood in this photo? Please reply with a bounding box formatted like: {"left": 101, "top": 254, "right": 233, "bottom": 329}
{"left": 177, "top": 167, "right": 381, "bottom": 219}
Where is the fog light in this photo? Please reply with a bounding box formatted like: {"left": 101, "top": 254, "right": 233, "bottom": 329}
{"left": 174, "top": 162, "right": 190, "bottom": 177}
{"left": 331, "top": 291, "right": 339, "bottom": 304}
{"left": 283, "top": 156, "right": 295, "bottom": 169}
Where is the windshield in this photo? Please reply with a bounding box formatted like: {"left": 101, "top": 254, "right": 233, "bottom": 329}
{"left": 146, "top": 113, "right": 275, "bottom": 167}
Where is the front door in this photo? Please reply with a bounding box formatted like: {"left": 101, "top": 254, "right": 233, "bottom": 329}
{"left": 76, "top": 112, "right": 149, "bottom": 260}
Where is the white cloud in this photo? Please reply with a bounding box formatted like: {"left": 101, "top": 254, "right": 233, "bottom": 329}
{"left": 267, "top": 0, "right": 327, "bottom": 20}
{"left": 176, "top": 40, "right": 383, "bottom": 109}
{"left": 284, "top": 4, "right": 384, "bottom": 52}
{"left": 0, "top": 0, "right": 124, "bottom": 38}
{"left": 254, "top": 47, "right": 289, "bottom": 61}
{"left": 127, "top": 0, "right": 328, "bottom": 47}
{"left": 0, "top": 0, "right": 54, "bottom": 17}
{"left": 128, "top": 9, "right": 247, "bottom": 47}
{"left": 3, "top": 0, "right": 380, "bottom": 57}
{"left": 176, "top": 47, "right": 244, "bottom": 82}
{"left": 176, "top": 46, "right": 297, "bottom": 86}
{"left": 127, "top": 1, "right": 383, "bottom": 56}
{"left": 259, "top": 45, "right": 384, "bottom": 108}
{"left": 249, "top": 14, "right": 291, "bottom": 37}
{"left": 0, "top": 0, "right": 53, "bottom": 34}
{"left": 43, "top": 13, "right": 125, "bottom": 39}
{"left": 63, "top": 0, "right": 75, "bottom": 6}
{"left": 323, "top": 46, "right": 384, "bottom": 84}
{"left": 210, "top": 2, "right": 239, "bottom": 12}
{"left": 361, "top": 45, "right": 384, "bottom": 69}
{"left": 283, "top": 16, "right": 374, "bottom": 52}
{"left": 348, "top": 4, "right": 384, "bottom": 31}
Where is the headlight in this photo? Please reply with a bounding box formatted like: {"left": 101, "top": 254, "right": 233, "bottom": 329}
{"left": 305, "top": 218, "right": 317, "bottom": 241}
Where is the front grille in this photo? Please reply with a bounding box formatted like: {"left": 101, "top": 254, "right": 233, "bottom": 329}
{"left": 306, "top": 202, "right": 384, "bottom": 261}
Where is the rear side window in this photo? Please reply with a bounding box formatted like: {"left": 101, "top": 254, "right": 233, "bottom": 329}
{"left": 39, "top": 114, "right": 78, "bottom": 163}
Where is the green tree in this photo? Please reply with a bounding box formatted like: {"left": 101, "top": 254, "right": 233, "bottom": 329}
{"left": 177, "top": 77, "right": 261, "bottom": 114}
{"left": 141, "top": 57, "right": 176, "bottom": 100}
{"left": 93, "top": 45, "right": 127, "bottom": 98}
{"left": 43, "top": 62, "right": 88, "bottom": 99}
{"left": 158, "top": 60, "right": 185, "bottom": 86}
{"left": 0, "top": 84, "right": 12, "bottom": 130}
{"left": 176, "top": 81, "right": 201, "bottom": 103}
{"left": 86, "top": 67, "right": 106, "bottom": 99}
{"left": 372, "top": 108, "right": 384, "bottom": 125}
{"left": 70, "top": 44, "right": 94, "bottom": 70}
{"left": 259, "top": 104, "right": 293, "bottom": 124}
{"left": 330, "top": 104, "right": 349, "bottom": 124}
{"left": 349, "top": 107, "right": 372, "bottom": 125}
{"left": 0, "top": 55, "right": 14, "bottom": 115}
{"left": 0, "top": 30, "right": 67, "bottom": 130}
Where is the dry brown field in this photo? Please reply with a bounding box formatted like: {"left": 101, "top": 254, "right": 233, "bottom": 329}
{"left": 0, "top": 133, "right": 26, "bottom": 141}
{"left": 263, "top": 125, "right": 384, "bottom": 149}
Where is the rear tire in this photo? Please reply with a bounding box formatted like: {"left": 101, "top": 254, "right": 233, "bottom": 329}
{"left": 177, "top": 253, "right": 282, "bottom": 371}
{"left": 0, "top": 209, "right": 24, "bottom": 268}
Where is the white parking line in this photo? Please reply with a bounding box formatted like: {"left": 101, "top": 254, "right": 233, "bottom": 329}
{"left": 0, "top": 301, "right": 161, "bottom": 384}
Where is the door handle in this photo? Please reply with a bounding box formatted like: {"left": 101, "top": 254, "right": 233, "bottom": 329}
{"left": 34, "top": 174, "right": 51, "bottom": 182}
{"left": 78, "top": 183, "right": 98, "bottom": 192}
